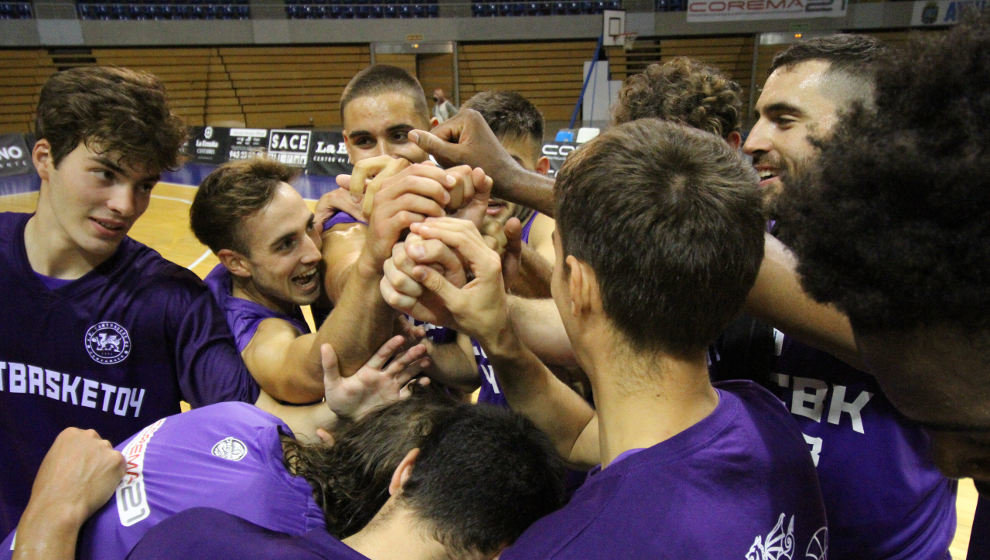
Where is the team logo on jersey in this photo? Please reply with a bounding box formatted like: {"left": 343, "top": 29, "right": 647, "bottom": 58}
{"left": 84, "top": 322, "right": 132, "bottom": 365}
{"left": 211, "top": 437, "right": 248, "bottom": 461}
{"left": 746, "top": 513, "right": 795, "bottom": 560}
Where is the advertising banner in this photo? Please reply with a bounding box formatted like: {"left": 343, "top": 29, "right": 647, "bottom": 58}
{"left": 267, "top": 129, "right": 312, "bottom": 168}
{"left": 687, "top": 0, "right": 846, "bottom": 22}
{"left": 911, "top": 0, "right": 987, "bottom": 25}
{"left": 541, "top": 141, "right": 579, "bottom": 179}
{"left": 0, "top": 134, "right": 32, "bottom": 177}
{"left": 185, "top": 126, "right": 229, "bottom": 165}
{"left": 227, "top": 128, "right": 270, "bottom": 161}
{"left": 306, "top": 131, "right": 352, "bottom": 177}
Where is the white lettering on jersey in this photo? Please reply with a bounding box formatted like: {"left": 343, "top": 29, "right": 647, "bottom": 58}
{"left": 117, "top": 418, "right": 167, "bottom": 527}
{"left": 746, "top": 513, "right": 795, "bottom": 560}
{"left": 0, "top": 361, "right": 148, "bottom": 417}
{"left": 473, "top": 345, "right": 500, "bottom": 394}
{"left": 774, "top": 374, "right": 873, "bottom": 434}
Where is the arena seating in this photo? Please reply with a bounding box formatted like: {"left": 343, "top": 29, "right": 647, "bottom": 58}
{"left": 0, "top": 2, "right": 32, "bottom": 19}
{"left": 75, "top": 0, "right": 250, "bottom": 21}
{"left": 284, "top": 0, "right": 439, "bottom": 19}
{"left": 471, "top": 0, "right": 620, "bottom": 17}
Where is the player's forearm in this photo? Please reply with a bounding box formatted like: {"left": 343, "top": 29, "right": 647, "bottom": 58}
{"left": 12, "top": 503, "right": 88, "bottom": 560}
{"left": 323, "top": 252, "right": 396, "bottom": 377}
{"left": 745, "top": 233, "right": 866, "bottom": 371}
{"left": 507, "top": 295, "right": 577, "bottom": 366}
{"left": 495, "top": 171, "right": 556, "bottom": 217}
{"left": 485, "top": 328, "right": 595, "bottom": 465}
{"left": 420, "top": 335, "right": 481, "bottom": 394}
{"left": 506, "top": 245, "right": 552, "bottom": 298}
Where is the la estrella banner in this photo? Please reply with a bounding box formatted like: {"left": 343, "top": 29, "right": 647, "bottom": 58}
{"left": 687, "top": 0, "right": 846, "bottom": 21}
{"left": 185, "top": 126, "right": 230, "bottom": 165}
{"left": 306, "top": 131, "right": 352, "bottom": 177}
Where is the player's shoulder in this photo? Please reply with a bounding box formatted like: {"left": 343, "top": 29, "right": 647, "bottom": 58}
{"left": 118, "top": 238, "right": 206, "bottom": 291}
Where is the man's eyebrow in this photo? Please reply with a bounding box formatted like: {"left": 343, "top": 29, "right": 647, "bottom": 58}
{"left": 385, "top": 124, "right": 414, "bottom": 134}
{"left": 91, "top": 156, "right": 160, "bottom": 184}
{"left": 759, "top": 102, "right": 805, "bottom": 118}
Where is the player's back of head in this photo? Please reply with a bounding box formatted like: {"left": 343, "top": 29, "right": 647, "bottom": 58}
{"left": 612, "top": 57, "right": 742, "bottom": 140}
{"left": 34, "top": 65, "right": 186, "bottom": 173}
{"left": 398, "top": 403, "right": 566, "bottom": 557}
{"left": 190, "top": 158, "right": 296, "bottom": 255}
{"left": 283, "top": 385, "right": 461, "bottom": 538}
{"left": 555, "top": 118, "right": 765, "bottom": 357}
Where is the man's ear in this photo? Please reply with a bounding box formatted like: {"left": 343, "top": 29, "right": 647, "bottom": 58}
{"left": 535, "top": 156, "right": 551, "bottom": 176}
{"left": 33, "top": 139, "right": 53, "bottom": 181}
{"left": 388, "top": 448, "right": 420, "bottom": 496}
{"left": 217, "top": 248, "right": 252, "bottom": 279}
{"left": 726, "top": 131, "right": 742, "bottom": 150}
{"left": 565, "top": 256, "right": 598, "bottom": 317}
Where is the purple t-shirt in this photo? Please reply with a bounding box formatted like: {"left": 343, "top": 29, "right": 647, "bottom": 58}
{"left": 715, "top": 331, "right": 956, "bottom": 559}
{"left": 126, "top": 507, "right": 367, "bottom": 560}
{"left": 501, "top": 380, "right": 828, "bottom": 559}
{"left": 0, "top": 213, "right": 258, "bottom": 537}
{"left": 1, "top": 402, "right": 325, "bottom": 559}
{"left": 204, "top": 264, "right": 312, "bottom": 352}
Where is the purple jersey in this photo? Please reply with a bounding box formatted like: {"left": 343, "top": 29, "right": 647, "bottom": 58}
{"left": 718, "top": 332, "right": 956, "bottom": 559}
{"left": 501, "top": 380, "right": 828, "bottom": 559}
{"left": 322, "top": 209, "right": 365, "bottom": 232}
{"left": 126, "top": 507, "right": 367, "bottom": 560}
{"left": 0, "top": 213, "right": 258, "bottom": 536}
{"left": 1, "top": 403, "right": 325, "bottom": 559}
{"left": 204, "top": 264, "right": 311, "bottom": 352}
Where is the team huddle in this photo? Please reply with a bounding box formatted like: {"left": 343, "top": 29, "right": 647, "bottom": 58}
{"left": 1, "top": 12, "right": 988, "bottom": 560}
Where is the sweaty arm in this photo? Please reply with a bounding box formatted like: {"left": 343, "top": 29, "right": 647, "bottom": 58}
{"left": 745, "top": 233, "right": 866, "bottom": 370}
{"left": 11, "top": 429, "right": 125, "bottom": 560}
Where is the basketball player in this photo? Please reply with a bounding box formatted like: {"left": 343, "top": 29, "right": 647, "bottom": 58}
{"left": 321, "top": 65, "right": 490, "bottom": 391}
{"left": 9, "top": 380, "right": 564, "bottom": 560}
{"left": 127, "top": 402, "right": 564, "bottom": 560}
{"left": 777, "top": 15, "right": 990, "bottom": 553}
{"left": 385, "top": 120, "right": 828, "bottom": 556}
{"left": 0, "top": 66, "right": 258, "bottom": 537}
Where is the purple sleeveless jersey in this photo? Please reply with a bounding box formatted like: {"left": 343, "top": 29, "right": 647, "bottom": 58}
{"left": 1, "top": 402, "right": 325, "bottom": 559}
{"left": 125, "top": 507, "right": 368, "bottom": 560}
{"left": 0, "top": 213, "right": 258, "bottom": 537}
{"left": 204, "top": 264, "right": 312, "bottom": 352}
{"left": 714, "top": 330, "right": 956, "bottom": 559}
{"left": 501, "top": 380, "right": 829, "bottom": 559}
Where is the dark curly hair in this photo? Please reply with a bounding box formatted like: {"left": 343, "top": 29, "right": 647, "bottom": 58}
{"left": 780, "top": 15, "right": 990, "bottom": 333}
{"left": 281, "top": 385, "right": 459, "bottom": 538}
{"left": 34, "top": 66, "right": 186, "bottom": 173}
{"left": 611, "top": 57, "right": 743, "bottom": 139}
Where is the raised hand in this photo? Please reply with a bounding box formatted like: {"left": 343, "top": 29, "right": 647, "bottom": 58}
{"left": 322, "top": 337, "right": 430, "bottom": 422}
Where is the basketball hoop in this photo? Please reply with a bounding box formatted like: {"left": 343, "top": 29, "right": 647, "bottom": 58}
{"left": 617, "top": 32, "right": 638, "bottom": 51}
